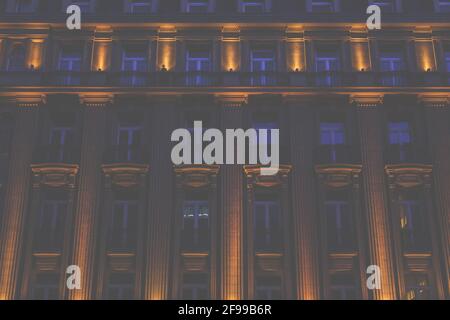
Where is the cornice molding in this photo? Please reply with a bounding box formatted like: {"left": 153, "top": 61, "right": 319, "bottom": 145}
{"left": 14, "top": 94, "right": 46, "bottom": 107}
{"left": 350, "top": 94, "right": 384, "bottom": 107}
{"left": 419, "top": 95, "right": 450, "bottom": 108}
{"left": 79, "top": 94, "right": 114, "bottom": 107}
{"left": 215, "top": 94, "right": 248, "bottom": 107}
{"left": 174, "top": 164, "right": 220, "bottom": 188}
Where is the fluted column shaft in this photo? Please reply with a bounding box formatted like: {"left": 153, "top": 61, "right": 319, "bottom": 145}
{"left": 0, "top": 101, "right": 40, "bottom": 300}
{"left": 69, "top": 98, "right": 108, "bottom": 300}
{"left": 219, "top": 96, "right": 245, "bottom": 300}
{"left": 145, "top": 99, "right": 176, "bottom": 300}
{"left": 424, "top": 99, "right": 450, "bottom": 296}
{"left": 288, "top": 101, "right": 320, "bottom": 300}
{"left": 356, "top": 97, "right": 397, "bottom": 300}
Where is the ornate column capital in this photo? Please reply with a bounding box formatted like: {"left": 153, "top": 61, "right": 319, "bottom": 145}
{"left": 14, "top": 94, "right": 46, "bottom": 108}
{"left": 350, "top": 94, "right": 384, "bottom": 107}
{"left": 79, "top": 94, "right": 114, "bottom": 107}
{"left": 419, "top": 95, "right": 450, "bottom": 108}
{"left": 215, "top": 94, "right": 248, "bottom": 108}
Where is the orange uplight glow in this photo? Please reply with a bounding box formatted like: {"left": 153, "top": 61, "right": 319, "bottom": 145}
{"left": 92, "top": 40, "right": 111, "bottom": 71}
{"left": 222, "top": 39, "right": 240, "bottom": 72}
{"left": 352, "top": 41, "right": 370, "bottom": 71}
{"left": 28, "top": 39, "right": 44, "bottom": 70}
{"left": 287, "top": 40, "right": 305, "bottom": 72}
{"left": 416, "top": 41, "right": 436, "bottom": 72}
{"left": 158, "top": 40, "right": 176, "bottom": 71}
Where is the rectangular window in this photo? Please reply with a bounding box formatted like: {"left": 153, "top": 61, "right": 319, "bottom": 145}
{"left": 254, "top": 199, "right": 281, "bottom": 251}
{"left": 31, "top": 274, "right": 59, "bottom": 300}
{"left": 330, "top": 273, "right": 357, "bottom": 300}
{"left": 253, "top": 120, "right": 277, "bottom": 147}
{"left": 325, "top": 199, "right": 355, "bottom": 250}
{"left": 369, "top": 0, "right": 398, "bottom": 13}
{"left": 319, "top": 122, "right": 346, "bottom": 163}
{"left": 110, "top": 200, "right": 138, "bottom": 250}
{"left": 184, "top": 0, "right": 212, "bottom": 13}
{"left": 445, "top": 51, "right": 450, "bottom": 72}
{"left": 35, "top": 195, "right": 67, "bottom": 251}
{"left": 315, "top": 50, "right": 340, "bottom": 86}
{"left": 255, "top": 276, "right": 282, "bottom": 300}
{"left": 435, "top": 0, "right": 450, "bottom": 12}
{"left": 48, "top": 126, "right": 74, "bottom": 162}
{"left": 121, "top": 47, "right": 147, "bottom": 86}
{"left": 239, "top": 0, "right": 269, "bottom": 13}
{"left": 182, "top": 273, "right": 209, "bottom": 299}
{"left": 67, "top": 1, "right": 92, "bottom": 13}
{"left": 380, "top": 51, "right": 405, "bottom": 86}
{"left": 388, "top": 121, "right": 412, "bottom": 162}
{"left": 186, "top": 47, "right": 211, "bottom": 86}
{"left": 309, "top": 0, "right": 338, "bottom": 12}
{"left": 116, "top": 124, "right": 142, "bottom": 162}
{"left": 14, "top": 0, "right": 36, "bottom": 13}
{"left": 106, "top": 273, "right": 135, "bottom": 300}
{"left": 399, "top": 196, "right": 430, "bottom": 251}
{"left": 251, "top": 49, "right": 276, "bottom": 86}
{"left": 182, "top": 200, "right": 209, "bottom": 251}
{"left": 58, "top": 48, "right": 82, "bottom": 85}
{"left": 125, "top": 0, "right": 154, "bottom": 13}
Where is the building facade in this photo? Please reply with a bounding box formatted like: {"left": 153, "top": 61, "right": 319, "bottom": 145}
{"left": 0, "top": 0, "right": 449, "bottom": 300}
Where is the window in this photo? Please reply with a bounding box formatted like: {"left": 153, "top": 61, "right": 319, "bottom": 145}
{"left": 182, "top": 274, "right": 209, "bottom": 299}
{"left": 182, "top": 199, "right": 209, "bottom": 251}
{"left": 330, "top": 273, "right": 357, "bottom": 300}
{"left": 320, "top": 122, "right": 345, "bottom": 163}
{"left": 368, "top": 0, "right": 399, "bottom": 13}
{"left": 253, "top": 120, "right": 277, "bottom": 147}
{"left": 399, "top": 193, "right": 430, "bottom": 251}
{"left": 183, "top": 0, "right": 212, "bottom": 13}
{"left": 125, "top": 0, "right": 155, "bottom": 13}
{"left": 6, "top": 45, "right": 26, "bottom": 71}
{"left": 315, "top": 50, "right": 340, "bottom": 86}
{"left": 31, "top": 274, "right": 59, "bottom": 300}
{"left": 379, "top": 51, "right": 405, "bottom": 86}
{"left": 388, "top": 121, "right": 412, "bottom": 162}
{"left": 254, "top": 199, "right": 281, "bottom": 251}
{"left": 58, "top": 48, "right": 82, "bottom": 85}
{"left": 110, "top": 200, "right": 138, "bottom": 250}
{"left": 13, "top": 0, "right": 36, "bottom": 13}
{"left": 116, "top": 123, "right": 142, "bottom": 162}
{"left": 49, "top": 125, "right": 74, "bottom": 162}
{"left": 434, "top": 0, "right": 450, "bottom": 12}
{"left": 238, "top": 0, "right": 270, "bottom": 13}
{"left": 255, "top": 276, "right": 282, "bottom": 300}
{"left": 251, "top": 49, "right": 276, "bottom": 86}
{"left": 186, "top": 47, "right": 211, "bottom": 86}
{"left": 64, "top": 0, "right": 92, "bottom": 13}
{"left": 325, "top": 196, "right": 355, "bottom": 250}
{"left": 121, "top": 47, "right": 147, "bottom": 86}
{"left": 35, "top": 194, "right": 67, "bottom": 250}
{"left": 405, "top": 274, "right": 433, "bottom": 300}
{"left": 308, "top": 0, "right": 339, "bottom": 12}
{"left": 106, "top": 273, "right": 135, "bottom": 300}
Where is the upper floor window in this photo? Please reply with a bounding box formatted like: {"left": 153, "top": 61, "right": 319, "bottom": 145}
{"left": 121, "top": 46, "right": 148, "bottom": 86}
{"left": 31, "top": 274, "right": 59, "bottom": 300}
{"left": 445, "top": 51, "right": 450, "bottom": 72}
{"left": 35, "top": 193, "right": 67, "bottom": 251}
{"left": 106, "top": 273, "right": 135, "bottom": 300}
{"left": 238, "top": 0, "right": 270, "bottom": 13}
{"left": 251, "top": 48, "right": 276, "bottom": 85}
{"left": 368, "top": 0, "right": 401, "bottom": 13}
{"left": 434, "top": 0, "right": 450, "bottom": 12}
{"left": 63, "top": 0, "right": 94, "bottom": 13}
{"left": 182, "top": 0, "right": 213, "bottom": 13}
{"left": 308, "top": 0, "right": 340, "bottom": 13}
{"left": 182, "top": 273, "right": 209, "bottom": 299}
{"left": 315, "top": 48, "right": 341, "bottom": 86}
{"left": 252, "top": 113, "right": 277, "bottom": 147}
{"left": 379, "top": 49, "right": 406, "bottom": 86}
{"left": 399, "top": 192, "right": 430, "bottom": 251}
{"left": 6, "top": 45, "right": 26, "bottom": 71}
{"left": 124, "top": 0, "right": 156, "bottom": 13}
{"left": 255, "top": 276, "right": 282, "bottom": 300}
{"left": 254, "top": 198, "right": 281, "bottom": 251}
{"left": 182, "top": 199, "right": 209, "bottom": 251}
{"left": 330, "top": 272, "right": 357, "bottom": 300}
{"left": 115, "top": 117, "right": 143, "bottom": 161}
{"left": 186, "top": 47, "right": 211, "bottom": 85}
{"left": 388, "top": 121, "right": 411, "bottom": 145}
{"left": 110, "top": 199, "right": 138, "bottom": 250}
{"left": 325, "top": 197, "right": 355, "bottom": 250}
{"left": 8, "top": 0, "right": 37, "bottom": 13}
{"left": 58, "top": 47, "right": 82, "bottom": 85}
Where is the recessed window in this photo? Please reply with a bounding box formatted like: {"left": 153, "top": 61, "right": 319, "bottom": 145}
{"left": 182, "top": 273, "right": 209, "bottom": 299}
{"left": 121, "top": 46, "right": 148, "bottom": 86}
{"left": 315, "top": 48, "right": 341, "bottom": 86}
{"left": 182, "top": 198, "right": 209, "bottom": 251}
{"left": 254, "top": 197, "right": 281, "bottom": 251}
{"left": 58, "top": 47, "right": 82, "bottom": 85}
{"left": 125, "top": 0, "right": 156, "bottom": 13}
{"left": 106, "top": 273, "right": 135, "bottom": 300}
{"left": 65, "top": 0, "right": 93, "bottom": 13}
{"left": 35, "top": 192, "right": 67, "bottom": 251}
{"left": 183, "top": 0, "right": 213, "bottom": 13}
{"left": 31, "top": 274, "right": 59, "bottom": 300}
{"left": 445, "top": 51, "right": 450, "bottom": 72}
{"left": 116, "top": 120, "right": 142, "bottom": 162}
{"left": 308, "top": 0, "right": 340, "bottom": 13}
{"left": 6, "top": 45, "right": 26, "bottom": 71}
{"left": 379, "top": 49, "right": 406, "bottom": 86}
{"left": 186, "top": 47, "right": 211, "bottom": 86}
{"left": 434, "top": 0, "right": 450, "bottom": 12}
{"left": 255, "top": 276, "right": 282, "bottom": 300}
{"left": 12, "top": 0, "right": 36, "bottom": 13}
{"left": 238, "top": 0, "right": 270, "bottom": 13}
{"left": 251, "top": 48, "right": 276, "bottom": 86}
{"left": 330, "top": 272, "right": 357, "bottom": 300}
{"left": 368, "top": 0, "right": 400, "bottom": 13}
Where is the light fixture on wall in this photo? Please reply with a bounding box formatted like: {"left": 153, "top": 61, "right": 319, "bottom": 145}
{"left": 161, "top": 65, "right": 168, "bottom": 72}
{"left": 229, "top": 68, "right": 234, "bottom": 72}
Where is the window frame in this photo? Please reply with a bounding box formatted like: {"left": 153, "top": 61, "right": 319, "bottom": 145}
{"left": 182, "top": 0, "right": 214, "bottom": 13}
{"left": 368, "top": 0, "right": 402, "bottom": 13}
{"left": 124, "top": 0, "right": 157, "bottom": 13}
{"left": 238, "top": 0, "right": 271, "bottom": 13}
{"left": 434, "top": 0, "right": 450, "bottom": 13}
{"left": 307, "top": 0, "right": 340, "bottom": 13}
{"left": 62, "top": 0, "right": 95, "bottom": 13}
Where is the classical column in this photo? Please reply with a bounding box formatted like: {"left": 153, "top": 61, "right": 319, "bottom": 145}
{"left": 68, "top": 95, "right": 110, "bottom": 300}
{"left": 145, "top": 97, "right": 177, "bottom": 300}
{"left": 287, "top": 97, "right": 320, "bottom": 300}
{"left": 217, "top": 95, "right": 246, "bottom": 300}
{"left": 353, "top": 95, "right": 397, "bottom": 300}
{"left": 422, "top": 96, "right": 450, "bottom": 296}
{"left": 0, "top": 95, "right": 43, "bottom": 300}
